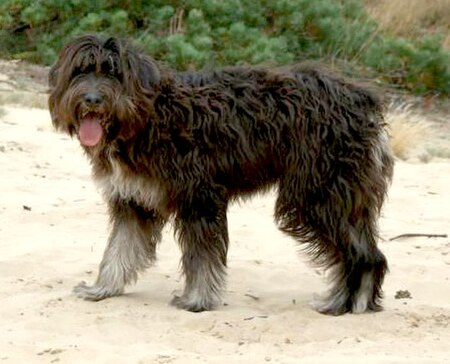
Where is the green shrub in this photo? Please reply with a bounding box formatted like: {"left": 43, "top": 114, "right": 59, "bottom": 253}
{"left": 0, "top": 0, "right": 448, "bottom": 94}
{"left": 363, "top": 34, "right": 450, "bottom": 93}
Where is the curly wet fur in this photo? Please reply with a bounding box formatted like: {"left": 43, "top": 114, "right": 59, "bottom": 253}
{"left": 49, "top": 35, "right": 394, "bottom": 314}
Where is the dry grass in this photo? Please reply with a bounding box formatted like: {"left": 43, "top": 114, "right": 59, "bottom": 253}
{"left": 0, "top": 60, "right": 49, "bottom": 110}
{"left": 386, "top": 104, "right": 433, "bottom": 161}
{"left": 365, "top": 0, "right": 450, "bottom": 47}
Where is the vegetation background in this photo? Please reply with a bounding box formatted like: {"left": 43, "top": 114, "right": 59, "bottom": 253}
{"left": 0, "top": 0, "right": 449, "bottom": 95}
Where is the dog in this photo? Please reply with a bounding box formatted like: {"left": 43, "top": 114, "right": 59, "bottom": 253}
{"left": 48, "top": 35, "right": 394, "bottom": 314}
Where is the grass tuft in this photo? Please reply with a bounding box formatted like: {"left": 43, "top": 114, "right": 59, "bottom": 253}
{"left": 387, "top": 103, "right": 433, "bottom": 160}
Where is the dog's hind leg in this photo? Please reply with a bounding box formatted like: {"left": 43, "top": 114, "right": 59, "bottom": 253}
{"left": 312, "top": 219, "right": 388, "bottom": 315}
{"left": 74, "top": 200, "right": 165, "bottom": 301}
{"left": 172, "top": 193, "right": 229, "bottom": 312}
{"left": 275, "top": 175, "right": 388, "bottom": 315}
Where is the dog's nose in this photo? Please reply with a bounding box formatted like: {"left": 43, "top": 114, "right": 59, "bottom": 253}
{"left": 83, "top": 93, "right": 103, "bottom": 106}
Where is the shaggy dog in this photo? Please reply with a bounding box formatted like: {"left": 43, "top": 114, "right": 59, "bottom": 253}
{"left": 49, "top": 35, "right": 394, "bottom": 314}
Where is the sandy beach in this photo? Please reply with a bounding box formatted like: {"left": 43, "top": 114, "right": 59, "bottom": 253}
{"left": 0, "top": 94, "right": 449, "bottom": 362}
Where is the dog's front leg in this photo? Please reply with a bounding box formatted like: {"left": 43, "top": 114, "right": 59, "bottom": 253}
{"left": 74, "top": 200, "right": 165, "bottom": 301}
{"left": 172, "top": 198, "right": 229, "bottom": 312}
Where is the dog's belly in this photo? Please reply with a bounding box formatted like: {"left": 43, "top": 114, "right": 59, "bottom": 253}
{"left": 222, "top": 173, "right": 279, "bottom": 198}
{"left": 214, "top": 153, "right": 282, "bottom": 197}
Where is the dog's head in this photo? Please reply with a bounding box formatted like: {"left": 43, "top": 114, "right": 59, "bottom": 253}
{"left": 48, "top": 35, "right": 160, "bottom": 147}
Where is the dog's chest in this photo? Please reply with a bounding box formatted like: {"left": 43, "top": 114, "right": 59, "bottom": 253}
{"left": 96, "top": 160, "right": 164, "bottom": 210}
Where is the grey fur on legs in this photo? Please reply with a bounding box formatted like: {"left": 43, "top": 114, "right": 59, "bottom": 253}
{"left": 74, "top": 200, "right": 164, "bottom": 301}
{"left": 171, "top": 197, "right": 229, "bottom": 312}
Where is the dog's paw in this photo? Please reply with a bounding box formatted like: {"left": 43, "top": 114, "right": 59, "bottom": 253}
{"left": 311, "top": 293, "right": 350, "bottom": 316}
{"left": 73, "top": 281, "right": 123, "bottom": 301}
{"left": 170, "top": 294, "right": 217, "bottom": 312}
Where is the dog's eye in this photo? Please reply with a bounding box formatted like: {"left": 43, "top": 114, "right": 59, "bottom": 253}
{"left": 71, "top": 67, "right": 85, "bottom": 78}
{"left": 72, "top": 64, "right": 96, "bottom": 78}
{"left": 101, "top": 61, "right": 114, "bottom": 76}
{"left": 102, "top": 55, "right": 121, "bottom": 79}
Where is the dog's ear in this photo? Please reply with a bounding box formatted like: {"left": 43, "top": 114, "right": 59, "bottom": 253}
{"left": 136, "top": 55, "right": 161, "bottom": 87}
{"left": 125, "top": 46, "right": 161, "bottom": 89}
{"left": 48, "top": 64, "right": 58, "bottom": 87}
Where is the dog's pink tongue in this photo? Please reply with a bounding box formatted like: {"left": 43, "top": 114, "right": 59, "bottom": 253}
{"left": 79, "top": 118, "right": 103, "bottom": 146}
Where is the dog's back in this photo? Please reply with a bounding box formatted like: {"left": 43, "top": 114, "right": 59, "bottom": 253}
{"left": 157, "top": 63, "right": 391, "bottom": 200}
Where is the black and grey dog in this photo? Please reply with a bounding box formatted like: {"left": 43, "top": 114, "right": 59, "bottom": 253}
{"left": 49, "top": 35, "right": 394, "bottom": 315}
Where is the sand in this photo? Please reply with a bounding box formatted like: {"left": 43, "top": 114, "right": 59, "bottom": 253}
{"left": 0, "top": 105, "right": 449, "bottom": 363}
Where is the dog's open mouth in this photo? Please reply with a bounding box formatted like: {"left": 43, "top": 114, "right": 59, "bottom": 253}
{"left": 78, "top": 113, "right": 104, "bottom": 147}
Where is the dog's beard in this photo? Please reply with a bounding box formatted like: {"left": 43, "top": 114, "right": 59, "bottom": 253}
{"left": 50, "top": 76, "right": 153, "bottom": 149}
{"left": 55, "top": 84, "right": 140, "bottom": 148}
